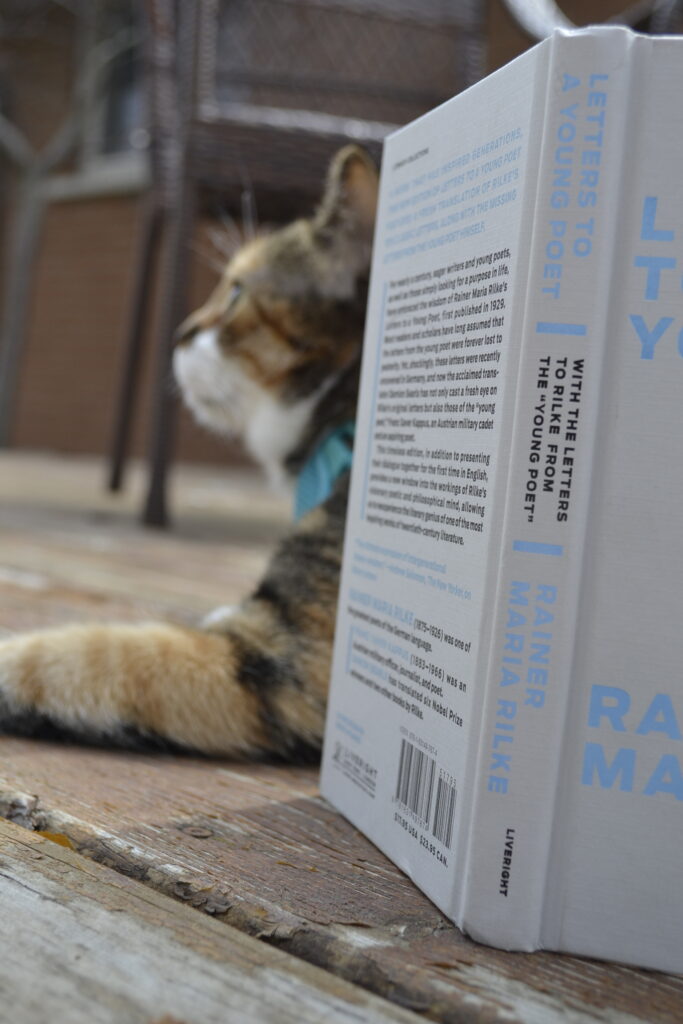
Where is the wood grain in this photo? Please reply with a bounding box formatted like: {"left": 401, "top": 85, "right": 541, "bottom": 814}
{"left": 0, "top": 818, "right": 423, "bottom": 1024}
{"left": 1, "top": 739, "right": 681, "bottom": 1024}
{"left": 0, "top": 454, "right": 681, "bottom": 1024}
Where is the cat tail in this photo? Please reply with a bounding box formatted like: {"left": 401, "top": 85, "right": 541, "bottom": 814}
{"left": 0, "top": 489, "right": 346, "bottom": 760}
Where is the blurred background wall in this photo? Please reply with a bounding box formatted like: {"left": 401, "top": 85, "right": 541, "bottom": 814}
{"left": 0, "top": 0, "right": 233, "bottom": 465}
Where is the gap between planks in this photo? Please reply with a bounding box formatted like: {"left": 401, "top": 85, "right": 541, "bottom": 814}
{"left": 0, "top": 818, "right": 423, "bottom": 1024}
{"left": 0, "top": 742, "right": 680, "bottom": 1024}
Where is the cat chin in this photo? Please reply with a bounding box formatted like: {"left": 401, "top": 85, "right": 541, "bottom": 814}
{"left": 173, "top": 329, "right": 249, "bottom": 438}
{"left": 174, "top": 327, "right": 324, "bottom": 486}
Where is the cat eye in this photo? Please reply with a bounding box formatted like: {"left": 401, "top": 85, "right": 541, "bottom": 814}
{"left": 226, "top": 282, "right": 243, "bottom": 311}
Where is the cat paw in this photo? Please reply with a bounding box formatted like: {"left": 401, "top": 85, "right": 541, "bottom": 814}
{"left": 201, "top": 605, "right": 238, "bottom": 630}
{"left": 0, "top": 634, "right": 40, "bottom": 726}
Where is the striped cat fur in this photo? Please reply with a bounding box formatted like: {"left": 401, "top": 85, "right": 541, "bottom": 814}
{"left": 0, "top": 146, "right": 379, "bottom": 760}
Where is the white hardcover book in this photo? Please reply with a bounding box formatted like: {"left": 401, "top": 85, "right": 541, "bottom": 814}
{"left": 320, "top": 26, "right": 683, "bottom": 974}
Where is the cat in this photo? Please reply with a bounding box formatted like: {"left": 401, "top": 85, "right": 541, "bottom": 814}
{"left": 0, "top": 145, "right": 379, "bottom": 761}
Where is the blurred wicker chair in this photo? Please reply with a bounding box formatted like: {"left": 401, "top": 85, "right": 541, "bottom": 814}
{"left": 107, "top": 0, "right": 487, "bottom": 526}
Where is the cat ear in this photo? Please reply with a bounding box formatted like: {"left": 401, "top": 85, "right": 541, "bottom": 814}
{"left": 314, "top": 145, "right": 379, "bottom": 245}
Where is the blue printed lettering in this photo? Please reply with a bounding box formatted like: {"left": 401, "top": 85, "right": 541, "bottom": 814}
{"left": 634, "top": 255, "right": 677, "bottom": 300}
{"left": 497, "top": 700, "right": 517, "bottom": 720}
{"left": 504, "top": 633, "right": 524, "bottom": 652}
{"left": 529, "top": 642, "right": 550, "bottom": 664}
{"left": 643, "top": 755, "right": 683, "bottom": 800}
{"left": 635, "top": 694, "right": 682, "bottom": 740}
{"left": 510, "top": 581, "right": 530, "bottom": 605}
{"left": 582, "top": 743, "right": 635, "bottom": 791}
{"left": 588, "top": 684, "right": 629, "bottom": 731}
{"left": 534, "top": 605, "right": 554, "bottom": 626}
{"left": 629, "top": 314, "right": 674, "bottom": 359}
{"left": 640, "top": 196, "right": 675, "bottom": 242}
{"left": 507, "top": 608, "right": 526, "bottom": 628}
{"left": 501, "top": 667, "right": 520, "bottom": 687}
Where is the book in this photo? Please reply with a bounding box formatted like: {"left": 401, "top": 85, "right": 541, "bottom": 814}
{"left": 320, "top": 26, "right": 683, "bottom": 975}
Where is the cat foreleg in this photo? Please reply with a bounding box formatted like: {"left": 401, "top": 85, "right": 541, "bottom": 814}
{"left": 0, "top": 618, "right": 325, "bottom": 759}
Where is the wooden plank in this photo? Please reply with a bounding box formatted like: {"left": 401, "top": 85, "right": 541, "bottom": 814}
{"left": 1, "top": 454, "right": 682, "bottom": 1023}
{"left": 0, "top": 453, "right": 290, "bottom": 637}
{"left": 0, "top": 451, "right": 290, "bottom": 529}
{"left": 0, "top": 739, "right": 681, "bottom": 1024}
{"left": 0, "top": 818, "right": 423, "bottom": 1024}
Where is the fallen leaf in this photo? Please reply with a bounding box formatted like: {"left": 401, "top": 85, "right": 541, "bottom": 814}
{"left": 37, "top": 831, "right": 75, "bottom": 850}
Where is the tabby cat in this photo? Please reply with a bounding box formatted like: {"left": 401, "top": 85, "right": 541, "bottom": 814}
{"left": 0, "top": 145, "right": 379, "bottom": 760}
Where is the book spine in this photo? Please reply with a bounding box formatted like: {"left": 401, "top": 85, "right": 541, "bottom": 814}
{"left": 539, "top": 35, "right": 682, "bottom": 969}
{"left": 459, "top": 28, "right": 636, "bottom": 950}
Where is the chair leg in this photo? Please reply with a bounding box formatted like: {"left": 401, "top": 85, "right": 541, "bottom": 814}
{"left": 0, "top": 174, "right": 46, "bottom": 447}
{"left": 142, "top": 176, "right": 196, "bottom": 528}
{"left": 108, "top": 197, "right": 163, "bottom": 492}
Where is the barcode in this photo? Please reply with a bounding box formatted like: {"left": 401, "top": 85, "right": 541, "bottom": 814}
{"left": 395, "top": 738, "right": 435, "bottom": 825}
{"left": 432, "top": 776, "right": 457, "bottom": 849}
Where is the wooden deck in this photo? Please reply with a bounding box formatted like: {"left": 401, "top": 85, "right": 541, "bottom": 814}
{"left": 0, "top": 452, "right": 681, "bottom": 1024}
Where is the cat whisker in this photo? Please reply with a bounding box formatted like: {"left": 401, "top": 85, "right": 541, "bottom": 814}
{"left": 206, "top": 226, "right": 239, "bottom": 261}
{"left": 190, "top": 242, "right": 227, "bottom": 275}
{"left": 218, "top": 210, "right": 245, "bottom": 250}
{"left": 241, "top": 188, "right": 257, "bottom": 242}
{"left": 237, "top": 159, "right": 259, "bottom": 241}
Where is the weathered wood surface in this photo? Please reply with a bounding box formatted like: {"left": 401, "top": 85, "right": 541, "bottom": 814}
{"left": 0, "top": 740, "right": 681, "bottom": 1024}
{"left": 0, "top": 452, "right": 289, "bottom": 635}
{"left": 0, "top": 454, "right": 682, "bottom": 1024}
{"left": 0, "top": 818, "right": 423, "bottom": 1024}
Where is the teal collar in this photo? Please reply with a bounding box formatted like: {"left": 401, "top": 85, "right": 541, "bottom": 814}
{"left": 294, "top": 421, "right": 355, "bottom": 520}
